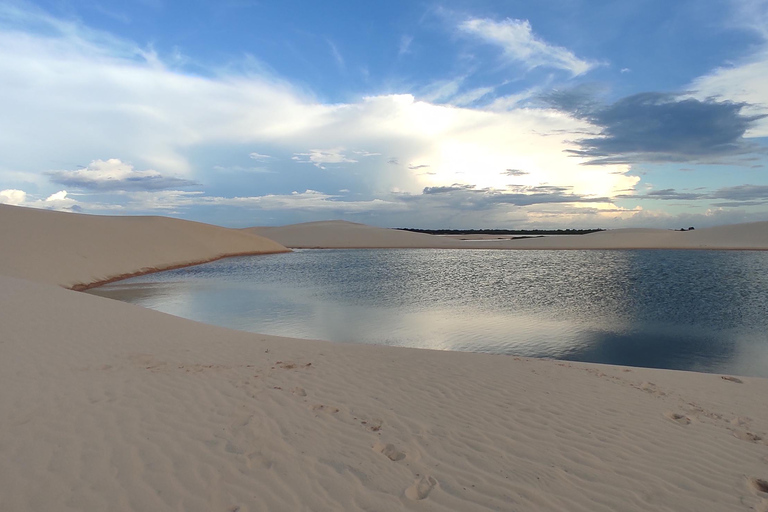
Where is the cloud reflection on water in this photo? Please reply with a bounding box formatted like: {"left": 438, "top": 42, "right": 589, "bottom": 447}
{"left": 90, "top": 249, "right": 768, "bottom": 377}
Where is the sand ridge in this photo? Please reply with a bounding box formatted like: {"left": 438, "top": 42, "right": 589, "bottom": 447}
{"left": 245, "top": 219, "right": 768, "bottom": 250}
{"left": 0, "top": 204, "right": 289, "bottom": 289}
{"left": 2, "top": 204, "right": 768, "bottom": 511}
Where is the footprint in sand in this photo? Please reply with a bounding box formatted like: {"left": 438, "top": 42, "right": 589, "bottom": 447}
{"left": 748, "top": 477, "right": 768, "bottom": 494}
{"left": 373, "top": 442, "right": 405, "bottom": 461}
{"left": 733, "top": 431, "right": 764, "bottom": 443}
{"left": 664, "top": 412, "right": 691, "bottom": 425}
{"left": 636, "top": 381, "right": 666, "bottom": 397}
{"left": 405, "top": 475, "right": 438, "bottom": 500}
{"left": 730, "top": 416, "right": 751, "bottom": 427}
{"left": 311, "top": 404, "right": 339, "bottom": 413}
{"left": 292, "top": 387, "right": 307, "bottom": 397}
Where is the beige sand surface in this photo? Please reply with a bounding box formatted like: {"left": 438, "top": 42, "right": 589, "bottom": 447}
{"left": 245, "top": 220, "right": 463, "bottom": 248}
{"left": 0, "top": 204, "right": 289, "bottom": 289}
{"left": 245, "top": 219, "right": 768, "bottom": 250}
{"left": 2, "top": 205, "right": 768, "bottom": 511}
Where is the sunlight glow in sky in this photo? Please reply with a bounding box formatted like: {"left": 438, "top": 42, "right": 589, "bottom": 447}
{"left": 1, "top": 0, "right": 767, "bottom": 228}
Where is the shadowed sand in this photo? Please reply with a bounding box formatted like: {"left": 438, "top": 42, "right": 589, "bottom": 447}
{"left": 244, "top": 219, "right": 768, "bottom": 250}
{"left": 3, "top": 204, "right": 768, "bottom": 511}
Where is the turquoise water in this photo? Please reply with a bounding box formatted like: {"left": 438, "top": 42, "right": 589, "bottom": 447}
{"left": 89, "top": 249, "right": 768, "bottom": 377}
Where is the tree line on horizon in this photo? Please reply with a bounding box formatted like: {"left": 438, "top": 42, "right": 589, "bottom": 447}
{"left": 396, "top": 228, "right": 606, "bottom": 236}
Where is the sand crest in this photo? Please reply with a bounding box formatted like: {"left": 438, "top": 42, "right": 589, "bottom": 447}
{"left": 245, "top": 219, "right": 768, "bottom": 250}
{"left": 0, "top": 204, "right": 289, "bottom": 289}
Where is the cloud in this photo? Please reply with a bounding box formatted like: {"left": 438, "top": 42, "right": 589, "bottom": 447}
{"left": 619, "top": 184, "right": 768, "bottom": 205}
{"left": 126, "top": 188, "right": 407, "bottom": 214}
{"left": 327, "top": 39, "right": 345, "bottom": 70}
{"left": 423, "top": 184, "right": 475, "bottom": 194}
{"left": 48, "top": 159, "right": 199, "bottom": 191}
{"left": 44, "top": 190, "right": 84, "bottom": 212}
{"left": 502, "top": 169, "right": 529, "bottom": 176}
{"left": 398, "top": 35, "right": 413, "bottom": 56}
{"left": 448, "top": 86, "right": 496, "bottom": 107}
{"left": 418, "top": 183, "right": 609, "bottom": 207}
{"left": 0, "top": 187, "right": 125, "bottom": 212}
{"left": 420, "top": 78, "right": 464, "bottom": 104}
{"left": 712, "top": 184, "right": 768, "bottom": 202}
{"left": 459, "top": 17, "right": 597, "bottom": 76}
{"left": 212, "top": 165, "right": 273, "bottom": 173}
{"left": 291, "top": 148, "right": 359, "bottom": 169}
{"left": 548, "top": 92, "right": 767, "bottom": 164}
{"left": 0, "top": 188, "right": 26, "bottom": 205}
{"left": 618, "top": 189, "right": 706, "bottom": 201}
{"left": 691, "top": 48, "right": 768, "bottom": 137}
{"left": 0, "top": 5, "right": 639, "bottom": 225}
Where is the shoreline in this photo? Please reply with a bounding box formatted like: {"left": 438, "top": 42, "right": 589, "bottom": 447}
{"left": 70, "top": 250, "right": 292, "bottom": 291}
{"left": 262, "top": 245, "right": 768, "bottom": 251}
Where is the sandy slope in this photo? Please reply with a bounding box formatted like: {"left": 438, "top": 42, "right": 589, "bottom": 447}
{"left": 245, "top": 220, "right": 462, "bottom": 248}
{"left": 3, "top": 276, "right": 768, "bottom": 511}
{"left": 0, "top": 204, "right": 289, "bottom": 289}
{"left": 245, "top": 220, "right": 768, "bottom": 250}
{"left": 2, "top": 205, "right": 768, "bottom": 511}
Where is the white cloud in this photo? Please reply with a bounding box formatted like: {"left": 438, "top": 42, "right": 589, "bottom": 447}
{"left": 2, "top": 188, "right": 82, "bottom": 212}
{"left": 0, "top": 189, "right": 26, "bottom": 205}
{"left": 327, "top": 39, "right": 344, "bottom": 69}
{"left": 399, "top": 35, "right": 413, "bottom": 56}
{"left": 420, "top": 78, "right": 464, "bottom": 103}
{"left": 45, "top": 190, "right": 69, "bottom": 201}
{"left": 48, "top": 158, "right": 198, "bottom": 190}
{"left": 690, "top": 48, "right": 768, "bottom": 137}
{"left": 729, "top": 0, "right": 768, "bottom": 39}
{"left": 0, "top": 6, "right": 641, "bottom": 225}
{"left": 450, "top": 86, "right": 496, "bottom": 107}
{"left": 459, "top": 17, "right": 597, "bottom": 76}
{"left": 292, "top": 148, "right": 358, "bottom": 169}
{"left": 687, "top": 1, "right": 768, "bottom": 137}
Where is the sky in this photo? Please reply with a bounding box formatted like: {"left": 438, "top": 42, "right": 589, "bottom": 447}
{"left": 1, "top": 0, "right": 767, "bottom": 228}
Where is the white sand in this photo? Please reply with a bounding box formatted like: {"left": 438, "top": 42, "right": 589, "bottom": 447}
{"left": 3, "top": 204, "right": 768, "bottom": 511}
{"left": 245, "top": 219, "right": 768, "bottom": 250}
{"left": 0, "top": 204, "right": 289, "bottom": 289}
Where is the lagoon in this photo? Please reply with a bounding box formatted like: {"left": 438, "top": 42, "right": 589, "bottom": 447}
{"left": 89, "top": 249, "right": 768, "bottom": 377}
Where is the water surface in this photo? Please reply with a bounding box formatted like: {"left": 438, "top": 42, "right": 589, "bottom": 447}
{"left": 89, "top": 249, "right": 768, "bottom": 377}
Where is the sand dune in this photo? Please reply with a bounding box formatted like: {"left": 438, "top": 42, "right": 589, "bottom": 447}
{"left": 245, "top": 219, "right": 768, "bottom": 250}
{"left": 0, "top": 204, "right": 289, "bottom": 289}
{"left": 245, "top": 220, "right": 462, "bottom": 248}
{"left": 2, "top": 205, "right": 768, "bottom": 511}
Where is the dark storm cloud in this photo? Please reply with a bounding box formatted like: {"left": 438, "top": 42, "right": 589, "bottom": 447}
{"left": 544, "top": 90, "right": 766, "bottom": 164}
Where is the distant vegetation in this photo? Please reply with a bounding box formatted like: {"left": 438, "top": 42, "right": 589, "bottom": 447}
{"left": 397, "top": 228, "right": 605, "bottom": 236}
